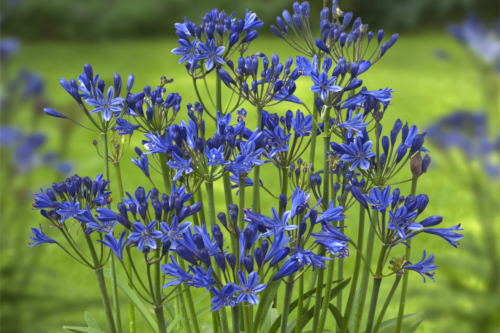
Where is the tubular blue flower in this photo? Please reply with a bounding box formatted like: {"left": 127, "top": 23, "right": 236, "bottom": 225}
{"left": 128, "top": 221, "right": 163, "bottom": 252}
{"left": 340, "top": 136, "right": 376, "bottom": 171}
{"left": 186, "top": 266, "right": 216, "bottom": 290}
{"left": 295, "top": 55, "right": 318, "bottom": 76}
{"left": 388, "top": 206, "right": 422, "bottom": 240}
{"left": 86, "top": 86, "right": 124, "bottom": 121}
{"left": 291, "top": 109, "right": 313, "bottom": 137}
{"left": 264, "top": 227, "right": 290, "bottom": 263}
{"left": 194, "top": 222, "right": 220, "bottom": 255}
{"left": 310, "top": 72, "right": 342, "bottom": 100}
{"left": 366, "top": 186, "right": 393, "bottom": 212}
{"left": 56, "top": 197, "right": 86, "bottom": 223}
{"left": 338, "top": 110, "right": 368, "bottom": 138}
{"left": 196, "top": 39, "right": 225, "bottom": 71}
{"left": 167, "top": 153, "right": 193, "bottom": 180}
{"left": 95, "top": 207, "right": 118, "bottom": 221}
{"left": 424, "top": 224, "right": 464, "bottom": 248}
{"left": 255, "top": 209, "right": 298, "bottom": 237}
{"left": 116, "top": 118, "right": 140, "bottom": 135}
{"left": 264, "top": 126, "right": 292, "bottom": 158}
{"left": 290, "top": 186, "right": 309, "bottom": 218}
{"left": 272, "top": 85, "right": 303, "bottom": 104}
{"left": 97, "top": 230, "right": 127, "bottom": 261}
{"left": 131, "top": 154, "right": 150, "bottom": 179}
{"left": 317, "top": 200, "right": 346, "bottom": 223}
{"left": 92, "top": 189, "right": 112, "bottom": 207}
{"left": 211, "top": 283, "right": 239, "bottom": 311}
{"left": 312, "top": 223, "right": 350, "bottom": 257}
{"left": 205, "top": 146, "right": 229, "bottom": 166}
{"left": 161, "top": 255, "right": 193, "bottom": 288}
{"left": 236, "top": 271, "right": 267, "bottom": 305}
{"left": 403, "top": 250, "right": 438, "bottom": 282}
{"left": 160, "top": 216, "right": 192, "bottom": 250}
{"left": 243, "top": 10, "right": 264, "bottom": 31}
{"left": 274, "top": 245, "right": 332, "bottom": 280}
{"left": 28, "top": 224, "right": 56, "bottom": 247}
{"left": 172, "top": 39, "right": 199, "bottom": 64}
{"left": 32, "top": 189, "right": 58, "bottom": 209}
{"left": 360, "top": 88, "right": 394, "bottom": 108}
{"left": 86, "top": 219, "right": 117, "bottom": 235}
{"left": 143, "top": 130, "right": 178, "bottom": 156}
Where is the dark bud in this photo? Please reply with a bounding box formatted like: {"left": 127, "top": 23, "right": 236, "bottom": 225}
{"left": 117, "top": 202, "right": 128, "bottom": 217}
{"left": 261, "top": 239, "right": 269, "bottom": 257}
{"left": 254, "top": 248, "right": 264, "bottom": 268}
{"left": 299, "top": 222, "right": 307, "bottom": 236}
{"left": 46, "top": 188, "right": 57, "bottom": 201}
{"left": 217, "top": 212, "right": 228, "bottom": 230}
{"left": 129, "top": 203, "right": 137, "bottom": 218}
{"left": 146, "top": 107, "right": 153, "bottom": 122}
{"left": 422, "top": 154, "right": 431, "bottom": 173}
{"left": 195, "top": 137, "right": 205, "bottom": 152}
{"left": 162, "top": 240, "right": 171, "bottom": 257}
{"left": 244, "top": 228, "right": 254, "bottom": 250}
{"left": 174, "top": 197, "right": 183, "bottom": 214}
{"left": 153, "top": 201, "right": 163, "bottom": 221}
{"left": 117, "top": 214, "right": 131, "bottom": 230}
{"left": 161, "top": 198, "right": 169, "bottom": 215}
{"left": 193, "top": 233, "right": 205, "bottom": 250}
{"left": 215, "top": 252, "right": 226, "bottom": 271}
{"left": 150, "top": 188, "right": 159, "bottom": 201}
{"left": 269, "top": 247, "right": 290, "bottom": 267}
{"left": 226, "top": 253, "right": 237, "bottom": 271}
{"left": 214, "top": 230, "right": 224, "bottom": 250}
{"left": 138, "top": 202, "right": 148, "bottom": 221}
{"left": 178, "top": 206, "right": 191, "bottom": 221}
{"left": 190, "top": 203, "right": 202, "bottom": 215}
{"left": 176, "top": 246, "right": 198, "bottom": 266}
{"left": 84, "top": 63, "right": 93, "bottom": 82}
{"left": 351, "top": 186, "right": 368, "bottom": 209}
{"left": 228, "top": 204, "right": 238, "bottom": 228}
{"left": 199, "top": 248, "right": 211, "bottom": 267}
{"left": 242, "top": 255, "right": 254, "bottom": 273}
{"left": 279, "top": 194, "right": 287, "bottom": 210}
{"left": 40, "top": 210, "right": 50, "bottom": 220}
{"left": 309, "top": 210, "right": 318, "bottom": 225}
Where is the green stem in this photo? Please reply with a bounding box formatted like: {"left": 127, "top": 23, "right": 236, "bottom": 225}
{"left": 252, "top": 107, "right": 263, "bottom": 213}
{"left": 318, "top": 255, "right": 336, "bottom": 333}
{"left": 322, "top": 107, "right": 332, "bottom": 206}
{"left": 157, "top": 153, "right": 172, "bottom": 194}
{"left": 278, "top": 168, "right": 288, "bottom": 218}
{"left": 295, "top": 273, "right": 305, "bottom": 333}
{"left": 280, "top": 273, "right": 296, "bottom": 333}
{"left": 216, "top": 73, "right": 222, "bottom": 113}
{"left": 395, "top": 177, "right": 418, "bottom": 332}
{"left": 308, "top": 61, "right": 321, "bottom": 175}
{"left": 244, "top": 304, "right": 253, "bottom": 333}
{"left": 340, "top": 205, "right": 366, "bottom": 333}
{"left": 86, "top": 234, "right": 117, "bottom": 333}
{"left": 154, "top": 308, "right": 167, "bottom": 333}
{"left": 195, "top": 187, "right": 206, "bottom": 224}
{"left": 364, "top": 245, "right": 389, "bottom": 333}
{"left": 374, "top": 275, "right": 402, "bottom": 333}
{"left": 349, "top": 208, "right": 377, "bottom": 332}
{"left": 178, "top": 260, "right": 199, "bottom": 333}
{"left": 102, "top": 132, "right": 110, "bottom": 180}
{"left": 311, "top": 248, "right": 325, "bottom": 333}
{"left": 302, "top": 269, "right": 318, "bottom": 315}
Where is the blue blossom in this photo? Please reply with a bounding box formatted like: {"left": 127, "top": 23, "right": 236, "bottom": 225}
{"left": 424, "top": 224, "right": 464, "bottom": 248}
{"left": 186, "top": 266, "right": 216, "bottom": 290}
{"left": 310, "top": 72, "right": 342, "bottom": 100}
{"left": 32, "top": 189, "right": 58, "bottom": 209}
{"left": 274, "top": 245, "right": 332, "bottom": 280}
{"left": 160, "top": 216, "right": 192, "bottom": 250}
{"left": 92, "top": 189, "right": 112, "bottom": 207}
{"left": 172, "top": 39, "right": 199, "bottom": 64}
{"left": 338, "top": 110, "right": 368, "bottom": 138}
{"left": 95, "top": 207, "right": 118, "bottom": 221}
{"left": 116, "top": 118, "right": 140, "bottom": 135}
{"left": 317, "top": 200, "right": 345, "bottom": 223}
{"left": 86, "top": 219, "right": 117, "bottom": 235}
{"left": 28, "top": 224, "right": 56, "bottom": 247}
{"left": 291, "top": 109, "right": 313, "bottom": 137}
{"left": 290, "top": 187, "right": 309, "bottom": 218}
{"left": 295, "top": 55, "right": 318, "bottom": 76}
{"left": 403, "top": 250, "right": 438, "bottom": 282}
{"left": 56, "top": 198, "right": 86, "bottom": 223}
{"left": 246, "top": 209, "right": 298, "bottom": 236}
{"left": 243, "top": 10, "right": 264, "bottom": 31}
{"left": 312, "top": 223, "right": 350, "bottom": 257}
{"left": 161, "top": 255, "right": 193, "bottom": 288}
{"left": 194, "top": 222, "right": 221, "bottom": 255}
{"left": 128, "top": 221, "right": 163, "bottom": 252}
{"left": 131, "top": 154, "right": 150, "bottom": 179}
{"left": 97, "top": 230, "right": 127, "bottom": 261}
{"left": 366, "top": 186, "right": 393, "bottom": 212}
{"left": 263, "top": 228, "right": 290, "bottom": 263}
{"left": 388, "top": 206, "right": 422, "bottom": 240}
{"left": 339, "top": 137, "right": 376, "bottom": 171}
{"left": 86, "top": 86, "right": 124, "bottom": 121}
{"left": 167, "top": 153, "right": 193, "bottom": 181}
{"left": 205, "top": 146, "right": 229, "bottom": 166}
{"left": 196, "top": 40, "right": 225, "bottom": 71}
{"left": 236, "top": 271, "right": 267, "bottom": 305}
{"left": 143, "top": 130, "right": 179, "bottom": 156}
{"left": 264, "top": 126, "right": 292, "bottom": 158}
{"left": 211, "top": 283, "right": 239, "bottom": 311}
{"left": 122, "top": 188, "right": 150, "bottom": 208}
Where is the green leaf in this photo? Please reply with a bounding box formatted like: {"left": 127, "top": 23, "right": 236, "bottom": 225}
{"left": 103, "top": 267, "right": 159, "bottom": 333}
{"left": 84, "top": 312, "right": 100, "bottom": 330}
{"left": 193, "top": 291, "right": 210, "bottom": 306}
{"left": 361, "top": 312, "right": 423, "bottom": 333}
{"left": 196, "top": 305, "right": 211, "bottom": 317}
{"left": 269, "top": 278, "right": 351, "bottom": 333}
{"left": 166, "top": 311, "right": 184, "bottom": 333}
{"left": 403, "top": 319, "right": 424, "bottom": 333}
{"left": 328, "top": 304, "right": 347, "bottom": 333}
{"left": 63, "top": 327, "right": 107, "bottom": 333}
{"left": 261, "top": 308, "right": 279, "bottom": 333}
{"left": 254, "top": 277, "right": 282, "bottom": 333}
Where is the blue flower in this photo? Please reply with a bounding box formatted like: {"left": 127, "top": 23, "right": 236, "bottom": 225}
{"left": 263, "top": 228, "right": 290, "bottom": 263}
{"left": 116, "top": 118, "right": 140, "bottom": 135}
{"left": 236, "top": 271, "right": 267, "bottom": 305}
{"left": 424, "top": 224, "right": 464, "bottom": 248}
{"left": 230, "top": 176, "right": 258, "bottom": 196}
{"left": 160, "top": 216, "right": 192, "bottom": 250}
{"left": 32, "top": 189, "right": 58, "bottom": 209}
{"left": 265, "top": 126, "right": 292, "bottom": 159}
{"left": 360, "top": 88, "right": 394, "bottom": 109}
{"left": 86, "top": 86, "right": 124, "bottom": 121}
{"left": 97, "top": 230, "right": 127, "bottom": 261}
{"left": 161, "top": 255, "right": 193, "bottom": 288}
{"left": 290, "top": 187, "right": 309, "bottom": 218}
{"left": 273, "top": 245, "right": 332, "bottom": 281}
{"left": 143, "top": 130, "right": 179, "bottom": 156}
{"left": 248, "top": 209, "right": 298, "bottom": 237}
{"left": 131, "top": 153, "right": 150, "bottom": 179}
{"left": 86, "top": 219, "right": 117, "bottom": 235}
{"left": 310, "top": 71, "right": 342, "bottom": 100}
{"left": 128, "top": 221, "right": 163, "bottom": 252}
{"left": 243, "top": 10, "right": 264, "bottom": 32}
{"left": 403, "top": 250, "right": 438, "bottom": 282}
{"left": 291, "top": 109, "right": 313, "bottom": 137}
{"left": 92, "top": 189, "right": 113, "bottom": 207}
{"left": 187, "top": 266, "right": 216, "bottom": 290}
{"left": 205, "top": 146, "right": 229, "bottom": 166}
{"left": 317, "top": 200, "right": 345, "bottom": 223}
{"left": 167, "top": 153, "right": 193, "bottom": 181}
{"left": 211, "top": 283, "right": 239, "bottom": 311}
{"left": 196, "top": 39, "right": 225, "bottom": 71}
{"left": 56, "top": 197, "right": 86, "bottom": 223}
{"left": 28, "top": 224, "right": 56, "bottom": 247}
{"left": 366, "top": 186, "right": 393, "bottom": 212}
{"left": 340, "top": 137, "right": 376, "bottom": 171}
{"left": 338, "top": 110, "right": 368, "bottom": 138}
{"left": 295, "top": 55, "right": 318, "bottom": 76}
{"left": 388, "top": 206, "right": 422, "bottom": 240}
{"left": 194, "top": 222, "right": 221, "bottom": 255}
{"left": 172, "top": 39, "right": 199, "bottom": 64}
{"left": 312, "top": 223, "right": 350, "bottom": 257}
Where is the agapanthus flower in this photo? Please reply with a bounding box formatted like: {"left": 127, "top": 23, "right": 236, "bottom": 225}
{"left": 160, "top": 216, "right": 192, "bottom": 250}
{"left": 128, "top": 221, "right": 163, "bottom": 252}
{"left": 161, "top": 255, "right": 193, "bottom": 288}
{"left": 317, "top": 200, "right": 345, "bottom": 223}
{"left": 291, "top": 109, "right": 313, "bottom": 137}
{"left": 143, "top": 130, "right": 180, "bottom": 156}
{"left": 56, "top": 197, "right": 86, "bottom": 223}
{"left": 290, "top": 186, "right": 310, "bottom": 218}
{"left": 167, "top": 153, "right": 193, "bottom": 181}
{"left": 187, "top": 266, "right": 216, "bottom": 290}
{"left": 196, "top": 40, "right": 225, "bottom": 71}
{"left": 211, "top": 283, "right": 239, "bottom": 311}
{"left": 338, "top": 111, "right": 368, "bottom": 138}
{"left": 236, "top": 271, "right": 267, "bottom": 305}
{"left": 97, "top": 230, "right": 127, "bottom": 261}
{"left": 86, "top": 219, "right": 117, "bottom": 235}
{"left": 388, "top": 206, "right": 422, "bottom": 240}
{"left": 131, "top": 154, "right": 150, "bottom": 179}
{"left": 339, "top": 136, "right": 376, "bottom": 171}
{"left": 403, "top": 250, "right": 438, "bottom": 282}
{"left": 205, "top": 146, "right": 229, "bottom": 166}
{"left": 310, "top": 71, "right": 342, "bottom": 100}
{"left": 264, "top": 126, "right": 292, "bottom": 158}
{"left": 424, "top": 224, "right": 464, "bottom": 248}
{"left": 28, "top": 224, "right": 56, "bottom": 247}
{"left": 366, "top": 186, "right": 393, "bottom": 212}
{"left": 116, "top": 118, "right": 140, "bottom": 135}
{"left": 274, "top": 245, "right": 332, "bottom": 280}
{"left": 32, "top": 189, "right": 58, "bottom": 209}
{"left": 172, "top": 39, "right": 199, "bottom": 64}
{"left": 86, "top": 86, "right": 124, "bottom": 121}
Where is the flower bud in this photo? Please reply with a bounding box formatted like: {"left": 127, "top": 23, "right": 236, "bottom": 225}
{"left": 410, "top": 152, "right": 422, "bottom": 177}
{"left": 215, "top": 252, "right": 226, "bottom": 271}
{"left": 226, "top": 253, "right": 237, "bottom": 271}
{"left": 242, "top": 255, "right": 254, "bottom": 272}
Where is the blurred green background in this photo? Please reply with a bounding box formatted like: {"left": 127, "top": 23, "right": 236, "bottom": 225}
{"left": 1, "top": 0, "right": 499, "bottom": 332}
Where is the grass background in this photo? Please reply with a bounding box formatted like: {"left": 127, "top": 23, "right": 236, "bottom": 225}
{"left": 1, "top": 32, "right": 499, "bottom": 333}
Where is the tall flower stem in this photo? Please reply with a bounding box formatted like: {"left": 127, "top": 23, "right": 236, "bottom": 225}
{"left": 340, "top": 205, "right": 366, "bottom": 333}
{"left": 349, "top": 208, "right": 377, "bottom": 332}
{"left": 102, "top": 133, "right": 122, "bottom": 333}
{"left": 322, "top": 106, "right": 332, "bottom": 205}
{"left": 311, "top": 247, "right": 325, "bottom": 333}
{"left": 113, "top": 161, "right": 134, "bottom": 333}
{"left": 364, "top": 244, "right": 389, "bottom": 333}
{"left": 280, "top": 273, "right": 296, "bottom": 333}
{"left": 205, "top": 181, "right": 231, "bottom": 333}
{"left": 278, "top": 168, "right": 288, "bottom": 218}
{"left": 395, "top": 177, "right": 419, "bottom": 332}
{"left": 86, "top": 233, "right": 118, "bottom": 333}
{"left": 295, "top": 273, "right": 305, "bottom": 333}
{"left": 252, "top": 107, "right": 263, "bottom": 213}
{"left": 318, "top": 255, "right": 336, "bottom": 332}
{"left": 178, "top": 259, "right": 199, "bottom": 333}
{"left": 308, "top": 61, "right": 321, "bottom": 176}
{"left": 374, "top": 275, "right": 402, "bottom": 333}
{"left": 195, "top": 187, "right": 206, "bottom": 224}
{"left": 157, "top": 153, "right": 172, "bottom": 194}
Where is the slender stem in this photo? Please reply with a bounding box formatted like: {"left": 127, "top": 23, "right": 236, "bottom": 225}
{"left": 302, "top": 269, "right": 318, "bottom": 315}
{"left": 318, "top": 255, "right": 336, "bottom": 333}
{"left": 278, "top": 169, "right": 288, "bottom": 218}
{"left": 244, "top": 304, "right": 254, "bottom": 333}
{"left": 280, "top": 273, "right": 296, "bottom": 333}
{"left": 350, "top": 208, "right": 377, "bottom": 332}
{"left": 195, "top": 186, "right": 206, "bottom": 223}
{"left": 154, "top": 307, "right": 167, "bottom": 333}
{"left": 340, "top": 205, "right": 365, "bottom": 333}
{"left": 252, "top": 107, "right": 263, "bottom": 214}
{"left": 178, "top": 260, "right": 199, "bottom": 333}
{"left": 157, "top": 153, "right": 172, "bottom": 194}
{"left": 308, "top": 62, "right": 320, "bottom": 176}
{"left": 216, "top": 73, "right": 223, "bottom": 113}
{"left": 374, "top": 275, "right": 402, "bottom": 333}
{"left": 395, "top": 177, "right": 418, "bottom": 332}
{"left": 295, "top": 273, "right": 305, "bottom": 333}
{"left": 322, "top": 107, "right": 332, "bottom": 207}
{"left": 102, "top": 132, "right": 110, "bottom": 180}
{"left": 311, "top": 248, "right": 325, "bottom": 333}
{"left": 365, "top": 245, "right": 389, "bottom": 333}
